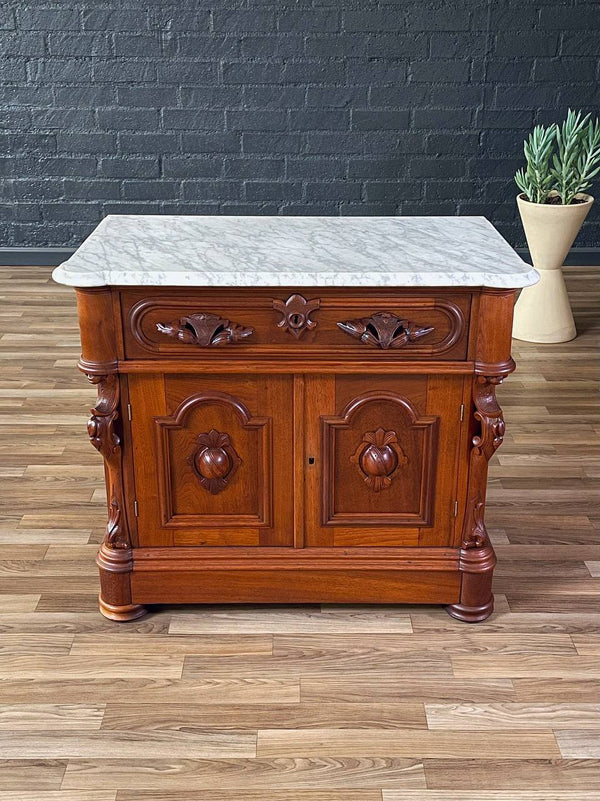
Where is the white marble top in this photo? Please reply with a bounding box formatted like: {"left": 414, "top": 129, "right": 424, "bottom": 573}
{"left": 52, "top": 215, "right": 538, "bottom": 289}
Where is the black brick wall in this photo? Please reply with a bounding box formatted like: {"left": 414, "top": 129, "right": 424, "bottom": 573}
{"left": 1, "top": 0, "right": 599, "bottom": 248}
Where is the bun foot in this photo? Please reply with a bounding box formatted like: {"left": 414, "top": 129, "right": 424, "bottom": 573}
{"left": 447, "top": 542, "right": 496, "bottom": 623}
{"left": 446, "top": 596, "right": 494, "bottom": 623}
{"left": 99, "top": 596, "right": 148, "bottom": 621}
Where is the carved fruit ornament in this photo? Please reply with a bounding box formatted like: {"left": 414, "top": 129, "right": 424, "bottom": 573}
{"left": 351, "top": 428, "right": 408, "bottom": 492}
{"left": 190, "top": 429, "right": 241, "bottom": 494}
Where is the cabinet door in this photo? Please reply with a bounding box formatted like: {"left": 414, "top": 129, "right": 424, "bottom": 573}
{"left": 305, "top": 374, "right": 466, "bottom": 547}
{"left": 129, "top": 374, "right": 294, "bottom": 547}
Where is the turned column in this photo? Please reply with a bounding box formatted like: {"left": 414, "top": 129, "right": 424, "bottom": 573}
{"left": 447, "top": 289, "right": 516, "bottom": 622}
{"left": 76, "top": 288, "right": 147, "bottom": 621}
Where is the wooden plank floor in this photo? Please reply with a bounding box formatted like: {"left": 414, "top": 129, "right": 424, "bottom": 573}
{"left": 0, "top": 264, "right": 598, "bottom": 799}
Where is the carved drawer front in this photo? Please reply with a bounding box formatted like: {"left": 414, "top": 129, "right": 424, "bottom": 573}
{"left": 128, "top": 373, "right": 294, "bottom": 547}
{"left": 304, "top": 374, "right": 467, "bottom": 548}
{"left": 121, "top": 289, "right": 471, "bottom": 360}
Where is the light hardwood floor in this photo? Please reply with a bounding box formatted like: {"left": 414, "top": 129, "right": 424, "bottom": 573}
{"left": 0, "top": 265, "right": 598, "bottom": 799}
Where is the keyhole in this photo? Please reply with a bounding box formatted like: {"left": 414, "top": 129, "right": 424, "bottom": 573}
{"left": 308, "top": 457, "right": 315, "bottom": 465}
{"left": 289, "top": 313, "right": 305, "bottom": 329}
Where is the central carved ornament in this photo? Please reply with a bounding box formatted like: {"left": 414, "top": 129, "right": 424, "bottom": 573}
{"left": 337, "top": 311, "right": 434, "bottom": 349}
{"left": 273, "top": 293, "right": 321, "bottom": 339}
{"left": 351, "top": 428, "right": 408, "bottom": 492}
{"left": 190, "top": 429, "right": 241, "bottom": 494}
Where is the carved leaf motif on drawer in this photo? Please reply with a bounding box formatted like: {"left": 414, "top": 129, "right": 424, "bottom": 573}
{"left": 337, "top": 311, "right": 434, "bottom": 349}
{"left": 156, "top": 312, "right": 254, "bottom": 346}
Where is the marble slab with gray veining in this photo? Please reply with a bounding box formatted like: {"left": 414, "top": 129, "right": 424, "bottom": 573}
{"left": 52, "top": 215, "right": 538, "bottom": 289}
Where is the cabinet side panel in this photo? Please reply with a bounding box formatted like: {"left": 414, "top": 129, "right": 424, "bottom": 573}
{"left": 263, "top": 373, "right": 295, "bottom": 547}
{"left": 419, "top": 374, "right": 466, "bottom": 547}
{"left": 293, "top": 374, "right": 306, "bottom": 548}
{"left": 305, "top": 375, "right": 336, "bottom": 548}
{"left": 128, "top": 374, "right": 172, "bottom": 547}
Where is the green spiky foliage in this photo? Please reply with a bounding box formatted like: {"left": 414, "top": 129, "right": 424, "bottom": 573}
{"left": 514, "top": 124, "right": 557, "bottom": 204}
{"left": 515, "top": 110, "right": 600, "bottom": 205}
{"left": 551, "top": 110, "right": 600, "bottom": 205}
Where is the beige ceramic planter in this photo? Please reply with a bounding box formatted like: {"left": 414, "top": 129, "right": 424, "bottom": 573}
{"left": 513, "top": 192, "right": 593, "bottom": 343}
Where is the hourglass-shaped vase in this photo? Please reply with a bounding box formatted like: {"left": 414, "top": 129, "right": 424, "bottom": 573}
{"left": 512, "top": 193, "right": 593, "bottom": 343}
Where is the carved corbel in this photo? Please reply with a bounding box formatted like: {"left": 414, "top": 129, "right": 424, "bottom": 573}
{"left": 85, "top": 372, "right": 131, "bottom": 552}
{"left": 446, "top": 373, "right": 507, "bottom": 622}
{"left": 461, "top": 374, "right": 506, "bottom": 550}
{"left": 85, "top": 370, "right": 146, "bottom": 620}
{"left": 76, "top": 287, "right": 145, "bottom": 620}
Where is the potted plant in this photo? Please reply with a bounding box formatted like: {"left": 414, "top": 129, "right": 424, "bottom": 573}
{"left": 512, "top": 109, "right": 600, "bottom": 343}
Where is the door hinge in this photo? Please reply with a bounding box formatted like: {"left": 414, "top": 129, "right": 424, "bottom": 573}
{"left": 134, "top": 500, "right": 139, "bottom": 517}
{"left": 459, "top": 403, "right": 464, "bottom": 422}
{"left": 454, "top": 500, "right": 459, "bottom": 517}
{"left": 127, "top": 403, "right": 132, "bottom": 421}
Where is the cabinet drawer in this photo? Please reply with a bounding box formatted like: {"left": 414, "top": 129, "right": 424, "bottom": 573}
{"left": 120, "top": 288, "right": 472, "bottom": 361}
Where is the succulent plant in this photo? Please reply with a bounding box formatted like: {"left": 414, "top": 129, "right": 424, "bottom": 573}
{"left": 515, "top": 110, "right": 600, "bottom": 205}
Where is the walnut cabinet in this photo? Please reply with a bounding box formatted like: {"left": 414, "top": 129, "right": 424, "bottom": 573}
{"left": 76, "top": 285, "right": 516, "bottom": 622}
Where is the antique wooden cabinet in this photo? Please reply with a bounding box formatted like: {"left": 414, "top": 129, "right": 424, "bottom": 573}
{"left": 53, "top": 216, "right": 537, "bottom": 622}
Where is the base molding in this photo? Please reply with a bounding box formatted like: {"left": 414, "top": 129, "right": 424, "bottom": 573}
{"left": 128, "top": 546, "right": 462, "bottom": 606}
{"left": 131, "top": 569, "right": 461, "bottom": 605}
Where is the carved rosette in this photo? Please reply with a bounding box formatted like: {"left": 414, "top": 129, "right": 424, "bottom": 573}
{"left": 85, "top": 372, "right": 130, "bottom": 551}
{"left": 351, "top": 428, "right": 408, "bottom": 492}
{"left": 337, "top": 311, "right": 434, "bottom": 349}
{"left": 461, "top": 375, "right": 506, "bottom": 550}
{"left": 190, "top": 429, "right": 241, "bottom": 495}
{"left": 273, "top": 293, "right": 321, "bottom": 339}
{"left": 156, "top": 312, "right": 254, "bottom": 346}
